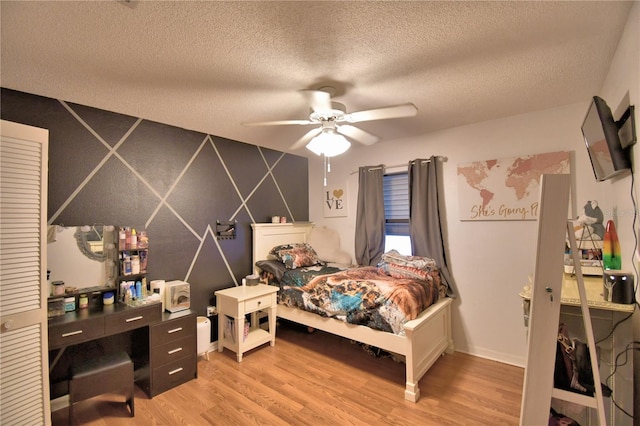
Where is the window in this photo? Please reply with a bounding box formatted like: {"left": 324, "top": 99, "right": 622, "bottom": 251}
{"left": 383, "top": 172, "right": 412, "bottom": 255}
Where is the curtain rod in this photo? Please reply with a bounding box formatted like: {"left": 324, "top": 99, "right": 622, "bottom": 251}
{"left": 349, "top": 156, "right": 447, "bottom": 174}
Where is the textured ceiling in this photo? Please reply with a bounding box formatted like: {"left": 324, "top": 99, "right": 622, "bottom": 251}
{"left": 0, "top": 1, "right": 633, "bottom": 156}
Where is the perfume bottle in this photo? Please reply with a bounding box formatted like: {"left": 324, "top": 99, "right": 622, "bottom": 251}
{"left": 602, "top": 220, "right": 621, "bottom": 270}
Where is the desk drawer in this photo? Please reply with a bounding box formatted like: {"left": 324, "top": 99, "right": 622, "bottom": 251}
{"left": 104, "top": 303, "right": 162, "bottom": 334}
{"left": 49, "top": 317, "right": 104, "bottom": 348}
{"left": 150, "top": 314, "right": 195, "bottom": 346}
{"left": 152, "top": 354, "right": 197, "bottom": 396}
{"left": 244, "top": 294, "right": 273, "bottom": 312}
{"left": 151, "top": 335, "right": 196, "bottom": 366}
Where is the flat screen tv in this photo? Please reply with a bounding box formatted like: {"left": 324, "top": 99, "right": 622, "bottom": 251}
{"left": 581, "top": 96, "right": 632, "bottom": 181}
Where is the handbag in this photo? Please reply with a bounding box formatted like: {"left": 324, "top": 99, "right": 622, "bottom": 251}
{"left": 549, "top": 408, "right": 581, "bottom": 426}
{"left": 554, "top": 323, "right": 595, "bottom": 396}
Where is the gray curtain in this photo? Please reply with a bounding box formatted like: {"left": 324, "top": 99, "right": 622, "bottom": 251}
{"left": 355, "top": 165, "right": 385, "bottom": 266}
{"left": 409, "top": 156, "right": 458, "bottom": 297}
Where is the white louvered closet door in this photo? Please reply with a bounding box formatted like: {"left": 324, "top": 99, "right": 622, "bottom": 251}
{"left": 0, "top": 120, "right": 50, "bottom": 426}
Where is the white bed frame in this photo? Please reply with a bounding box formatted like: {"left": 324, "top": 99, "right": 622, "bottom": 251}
{"left": 252, "top": 222, "right": 454, "bottom": 402}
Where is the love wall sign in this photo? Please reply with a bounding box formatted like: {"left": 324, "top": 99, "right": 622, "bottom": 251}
{"left": 324, "top": 184, "right": 348, "bottom": 217}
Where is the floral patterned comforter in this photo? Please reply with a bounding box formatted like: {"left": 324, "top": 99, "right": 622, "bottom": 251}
{"left": 276, "top": 264, "right": 441, "bottom": 334}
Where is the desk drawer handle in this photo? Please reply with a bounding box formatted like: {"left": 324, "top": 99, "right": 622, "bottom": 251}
{"left": 168, "top": 347, "right": 183, "bottom": 355}
{"left": 125, "top": 315, "right": 143, "bottom": 323}
{"left": 167, "top": 327, "right": 183, "bottom": 334}
{"left": 61, "top": 330, "right": 83, "bottom": 337}
{"left": 168, "top": 367, "right": 183, "bottom": 375}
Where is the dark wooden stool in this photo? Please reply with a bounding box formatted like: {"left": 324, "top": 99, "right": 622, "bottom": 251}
{"left": 69, "top": 351, "right": 134, "bottom": 420}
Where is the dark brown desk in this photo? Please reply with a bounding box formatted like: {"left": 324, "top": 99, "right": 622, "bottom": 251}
{"left": 48, "top": 302, "right": 196, "bottom": 399}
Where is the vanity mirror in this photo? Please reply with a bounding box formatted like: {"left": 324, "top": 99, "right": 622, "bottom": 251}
{"left": 47, "top": 225, "right": 117, "bottom": 294}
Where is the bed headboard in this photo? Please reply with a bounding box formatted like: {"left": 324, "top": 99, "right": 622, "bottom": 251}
{"left": 251, "top": 222, "right": 315, "bottom": 275}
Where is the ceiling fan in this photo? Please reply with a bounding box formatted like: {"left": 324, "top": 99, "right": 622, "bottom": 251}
{"left": 242, "top": 88, "right": 418, "bottom": 156}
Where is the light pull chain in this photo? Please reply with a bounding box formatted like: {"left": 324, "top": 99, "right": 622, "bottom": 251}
{"left": 323, "top": 155, "right": 327, "bottom": 186}
{"left": 322, "top": 156, "right": 333, "bottom": 186}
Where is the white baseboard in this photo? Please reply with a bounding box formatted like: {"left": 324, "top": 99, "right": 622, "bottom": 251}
{"left": 455, "top": 346, "right": 526, "bottom": 368}
{"left": 198, "top": 341, "right": 218, "bottom": 358}
{"left": 50, "top": 395, "right": 69, "bottom": 412}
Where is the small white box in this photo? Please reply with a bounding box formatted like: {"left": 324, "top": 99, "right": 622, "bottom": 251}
{"left": 165, "top": 280, "right": 190, "bottom": 312}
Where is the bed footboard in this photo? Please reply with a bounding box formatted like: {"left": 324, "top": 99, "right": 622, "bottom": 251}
{"left": 403, "top": 297, "right": 453, "bottom": 402}
{"left": 276, "top": 296, "right": 453, "bottom": 402}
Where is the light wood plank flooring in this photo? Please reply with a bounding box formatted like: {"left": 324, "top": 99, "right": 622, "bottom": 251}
{"left": 53, "top": 322, "right": 524, "bottom": 425}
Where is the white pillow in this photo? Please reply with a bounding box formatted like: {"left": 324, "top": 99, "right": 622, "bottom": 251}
{"left": 307, "top": 226, "right": 352, "bottom": 265}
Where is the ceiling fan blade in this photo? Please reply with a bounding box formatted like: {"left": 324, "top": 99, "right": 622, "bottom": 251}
{"left": 242, "top": 119, "right": 314, "bottom": 126}
{"left": 300, "top": 90, "right": 332, "bottom": 113}
{"left": 337, "top": 125, "right": 380, "bottom": 146}
{"left": 344, "top": 103, "right": 418, "bottom": 123}
{"left": 290, "top": 127, "right": 322, "bottom": 150}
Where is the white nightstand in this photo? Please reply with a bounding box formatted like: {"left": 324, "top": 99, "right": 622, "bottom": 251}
{"left": 215, "top": 284, "right": 278, "bottom": 362}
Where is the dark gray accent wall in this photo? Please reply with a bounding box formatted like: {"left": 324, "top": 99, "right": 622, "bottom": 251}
{"left": 1, "top": 88, "right": 309, "bottom": 316}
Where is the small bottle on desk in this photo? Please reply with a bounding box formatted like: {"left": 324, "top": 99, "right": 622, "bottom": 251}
{"left": 131, "top": 255, "right": 140, "bottom": 275}
{"left": 131, "top": 228, "right": 137, "bottom": 249}
{"left": 119, "top": 227, "right": 126, "bottom": 251}
{"left": 123, "top": 255, "right": 132, "bottom": 275}
{"left": 125, "top": 227, "right": 131, "bottom": 249}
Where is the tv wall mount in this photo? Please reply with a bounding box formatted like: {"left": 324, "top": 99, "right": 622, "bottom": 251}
{"left": 617, "top": 104, "right": 636, "bottom": 149}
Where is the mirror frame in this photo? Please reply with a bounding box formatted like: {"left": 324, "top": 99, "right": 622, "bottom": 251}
{"left": 74, "top": 225, "right": 103, "bottom": 261}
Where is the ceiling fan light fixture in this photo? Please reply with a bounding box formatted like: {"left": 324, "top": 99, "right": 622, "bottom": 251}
{"left": 306, "top": 130, "right": 351, "bottom": 157}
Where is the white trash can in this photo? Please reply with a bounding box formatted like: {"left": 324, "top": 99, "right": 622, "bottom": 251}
{"left": 197, "top": 316, "right": 211, "bottom": 360}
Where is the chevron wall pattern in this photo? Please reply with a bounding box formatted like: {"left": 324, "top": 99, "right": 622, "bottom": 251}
{"left": 1, "top": 88, "right": 309, "bottom": 316}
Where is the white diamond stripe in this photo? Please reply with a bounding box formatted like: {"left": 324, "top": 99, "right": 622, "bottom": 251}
{"left": 54, "top": 101, "right": 203, "bottom": 242}
{"left": 183, "top": 225, "right": 212, "bottom": 284}
{"left": 48, "top": 101, "right": 143, "bottom": 225}
{"left": 226, "top": 148, "right": 286, "bottom": 222}
{"left": 144, "top": 134, "right": 210, "bottom": 232}
{"left": 259, "top": 148, "right": 295, "bottom": 222}
{"left": 183, "top": 224, "right": 239, "bottom": 286}
{"left": 209, "top": 137, "right": 256, "bottom": 223}
{"left": 58, "top": 99, "right": 123, "bottom": 152}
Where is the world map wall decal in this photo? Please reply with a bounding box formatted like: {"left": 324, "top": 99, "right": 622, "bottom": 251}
{"left": 457, "top": 151, "right": 571, "bottom": 221}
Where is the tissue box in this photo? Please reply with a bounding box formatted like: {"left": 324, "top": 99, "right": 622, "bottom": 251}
{"left": 245, "top": 275, "right": 260, "bottom": 286}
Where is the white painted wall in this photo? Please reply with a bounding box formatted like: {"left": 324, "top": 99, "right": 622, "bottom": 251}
{"left": 597, "top": 2, "right": 639, "bottom": 416}
{"left": 308, "top": 3, "right": 638, "bottom": 372}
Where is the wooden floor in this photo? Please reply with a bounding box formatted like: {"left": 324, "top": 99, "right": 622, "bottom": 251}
{"left": 52, "top": 322, "right": 524, "bottom": 425}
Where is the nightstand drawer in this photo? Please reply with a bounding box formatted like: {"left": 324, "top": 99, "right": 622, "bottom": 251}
{"left": 151, "top": 335, "right": 196, "bottom": 366}
{"left": 104, "top": 303, "right": 162, "bottom": 334}
{"left": 48, "top": 317, "right": 104, "bottom": 348}
{"left": 244, "top": 294, "right": 272, "bottom": 312}
{"left": 152, "top": 354, "right": 197, "bottom": 395}
{"left": 150, "top": 314, "right": 195, "bottom": 346}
